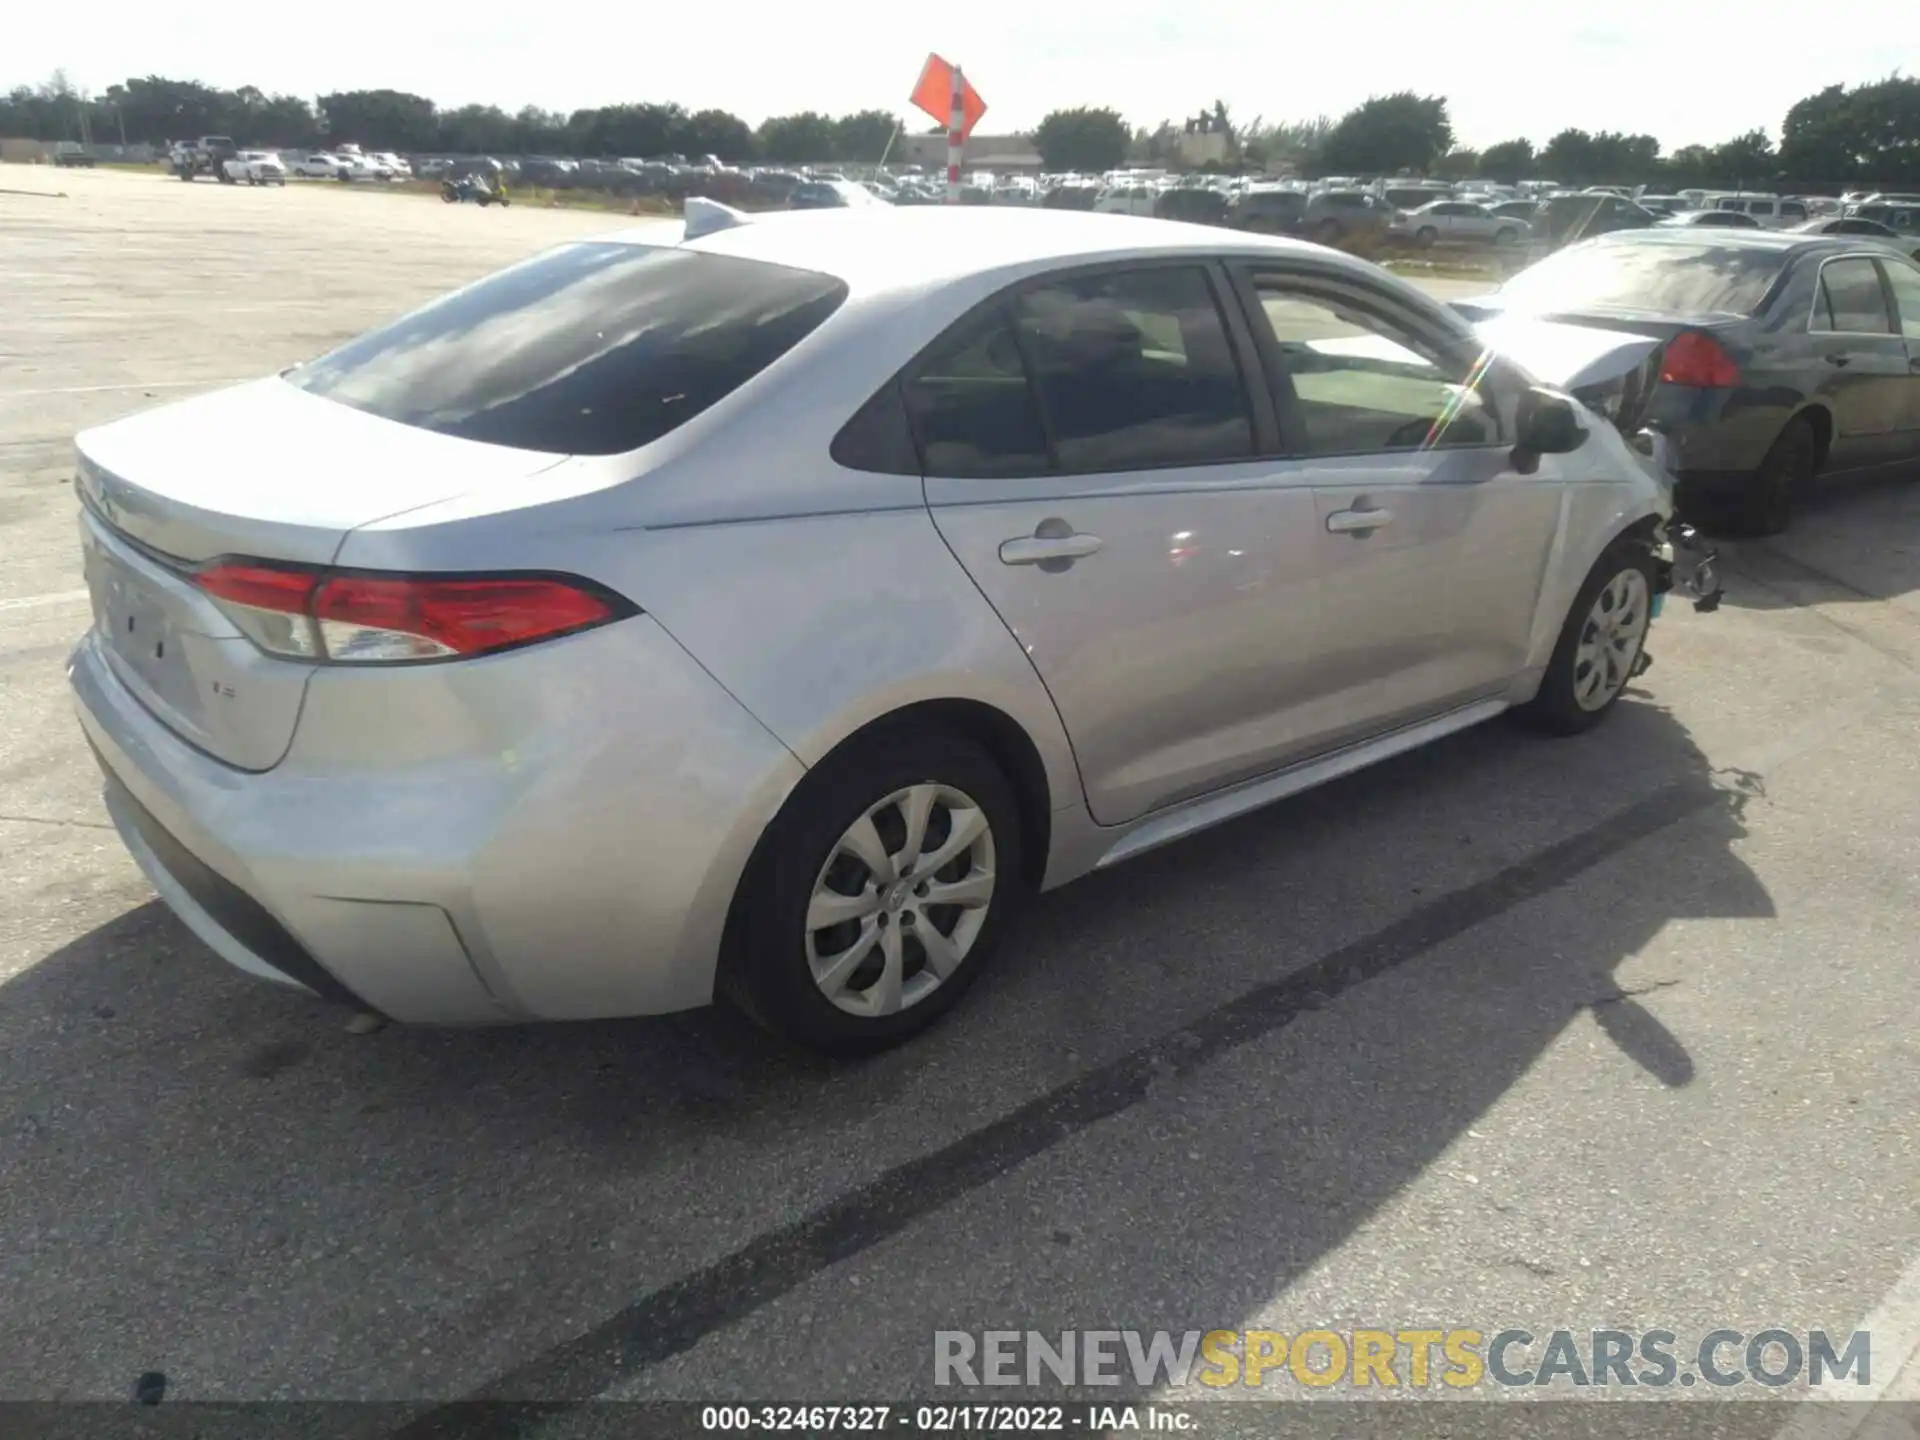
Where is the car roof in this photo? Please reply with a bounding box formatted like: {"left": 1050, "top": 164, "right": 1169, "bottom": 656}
{"left": 1591, "top": 228, "right": 1813, "bottom": 252}
{"left": 602, "top": 207, "right": 1357, "bottom": 298}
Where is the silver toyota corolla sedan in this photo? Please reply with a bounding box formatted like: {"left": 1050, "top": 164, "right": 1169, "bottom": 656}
{"left": 69, "top": 207, "right": 1678, "bottom": 1050}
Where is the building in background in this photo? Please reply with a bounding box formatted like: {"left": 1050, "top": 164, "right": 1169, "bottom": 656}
{"left": 896, "top": 133, "right": 1042, "bottom": 172}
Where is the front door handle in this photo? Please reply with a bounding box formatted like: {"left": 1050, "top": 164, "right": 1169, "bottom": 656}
{"left": 1326, "top": 506, "right": 1394, "bottom": 535}
{"left": 999, "top": 531, "right": 1103, "bottom": 566}
{"left": 1825, "top": 353, "right": 1852, "bottom": 367}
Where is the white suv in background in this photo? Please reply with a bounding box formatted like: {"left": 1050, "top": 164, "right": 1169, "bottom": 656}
{"left": 1708, "top": 194, "right": 1809, "bottom": 229}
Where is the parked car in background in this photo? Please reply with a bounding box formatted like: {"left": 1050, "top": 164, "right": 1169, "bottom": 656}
{"left": 67, "top": 208, "right": 1686, "bottom": 1052}
{"left": 1227, "top": 187, "right": 1307, "bottom": 234}
{"left": 290, "top": 152, "right": 352, "bottom": 180}
{"left": 222, "top": 150, "right": 288, "bottom": 185}
{"left": 1790, "top": 215, "right": 1920, "bottom": 262}
{"left": 1389, "top": 199, "right": 1527, "bottom": 248}
{"left": 1379, "top": 183, "right": 1452, "bottom": 212}
{"left": 1635, "top": 195, "right": 1687, "bottom": 216}
{"left": 1095, "top": 183, "right": 1158, "bottom": 217}
{"left": 1153, "top": 186, "right": 1229, "bottom": 225}
{"left": 1706, "top": 194, "right": 1808, "bottom": 229}
{"left": 1657, "top": 209, "right": 1762, "bottom": 229}
{"left": 1847, "top": 203, "right": 1920, "bottom": 234}
{"left": 1488, "top": 199, "right": 1539, "bottom": 222}
{"left": 53, "top": 141, "right": 96, "bottom": 168}
{"left": 369, "top": 152, "right": 412, "bottom": 179}
{"left": 789, "top": 179, "right": 887, "bottom": 209}
{"left": 1458, "top": 229, "right": 1920, "bottom": 533}
{"left": 1533, "top": 193, "right": 1657, "bottom": 250}
{"left": 1042, "top": 183, "right": 1101, "bottom": 211}
{"left": 1300, "top": 189, "right": 1393, "bottom": 244}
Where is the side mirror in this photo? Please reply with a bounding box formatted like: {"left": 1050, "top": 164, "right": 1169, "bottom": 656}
{"left": 1512, "top": 387, "right": 1587, "bottom": 473}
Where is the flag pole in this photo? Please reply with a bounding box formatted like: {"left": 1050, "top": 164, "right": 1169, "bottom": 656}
{"left": 947, "top": 65, "right": 965, "bottom": 204}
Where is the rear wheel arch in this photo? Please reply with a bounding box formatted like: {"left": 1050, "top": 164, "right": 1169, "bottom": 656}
{"left": 716, "top": 698, "right": 1055, "bottom": 1000}
{"left": 714, "top": 701, "right": 1046, "bottom": 1047}
{"left": 819, "top": 699, "right": 1053, "bottom": 892}
{"left": 1791, "top": 403, "right": 1833, "bottom": 472}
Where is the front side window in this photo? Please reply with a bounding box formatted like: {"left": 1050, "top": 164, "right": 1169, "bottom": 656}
{"left": 1251, "top": 280, "right": 1502, "bottom": 456}
{"left": 289, "top": 243, "right": 847, "bottom": 455}
{"left": 1010, "top": 267, "right": 1254, "bottom": 472}
{"left": 1815, "top": 258, "right": 1893, "bottom": 334}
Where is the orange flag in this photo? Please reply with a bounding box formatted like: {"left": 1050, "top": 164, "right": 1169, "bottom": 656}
{"left": 910, "top": 54, "right": 987, "bottom": 138}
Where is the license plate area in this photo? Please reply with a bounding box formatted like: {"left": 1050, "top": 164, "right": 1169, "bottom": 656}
{"left": 82, "top": 526, "right": 199, "bottom": 713}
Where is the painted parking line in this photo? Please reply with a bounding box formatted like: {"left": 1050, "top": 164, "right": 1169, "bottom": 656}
{"left": 0, "top": 589, "right": 89, "bottom": 613}
{"left": 0, "top": 379, "right": 250, "bottom": 398}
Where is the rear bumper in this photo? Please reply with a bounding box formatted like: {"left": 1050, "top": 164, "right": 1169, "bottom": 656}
{"left": 69, "top": 615, "right": 807, "bottom": 1023}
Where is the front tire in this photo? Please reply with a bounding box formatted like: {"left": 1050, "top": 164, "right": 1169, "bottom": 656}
{"left": 1415, "top": 225, "right": 1438, "bottom": 248}
{"left": 1516, "top": 544, "right": 1656, "bottom": 735}
{"left": 723, "top": 726, "right": 1023, "bottom": 1052}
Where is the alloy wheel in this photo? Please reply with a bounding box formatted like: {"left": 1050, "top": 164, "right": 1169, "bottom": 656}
{"left": 1573, "top": 568, "right": 1651, "bottom": 711}
{"left": 805, "top": 784, "right": 997, "bottom": 1018}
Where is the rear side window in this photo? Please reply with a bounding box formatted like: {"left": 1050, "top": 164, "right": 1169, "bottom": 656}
{"left": 289, "top": 243, "right": 848, "bottom": 455}
{"left": 904, "top": 311, "right": 1051, "bottom": 478}
{"left": 1011, "top": 267, "right": 1254, "bottom": 472}
{"left": 1815, "top": 259, "right": 1894, "bottom": 333}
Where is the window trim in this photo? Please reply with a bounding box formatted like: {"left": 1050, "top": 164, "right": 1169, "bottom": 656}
{"left": 1807, "top": 253, "right": 1901, "bottom": 338}
{"left": 1878, "top": 254, "right": 1920, "bottom": 339}
{"left": 1227, "top": 260, "right": 1514, "bottom": 459}
{"left": 894, "top": 257, "right": 1280, "bottom": 480}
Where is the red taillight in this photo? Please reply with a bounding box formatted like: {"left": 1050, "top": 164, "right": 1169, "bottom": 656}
{"left": 314, "top": 574, "right": 620, "bottom": 662}
{"left": 194, "top": 562, "right": 319, "bottom": 612}
{"left": 1659, "top": 330, "right": 1741, "bottom": 388}
{"left": 191, "top": 561, "right": 630, "bottom": 664}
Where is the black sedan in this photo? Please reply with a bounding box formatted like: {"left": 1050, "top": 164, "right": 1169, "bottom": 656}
{"left": 1459, "top": 230, "right": 1920, "bottom": 533}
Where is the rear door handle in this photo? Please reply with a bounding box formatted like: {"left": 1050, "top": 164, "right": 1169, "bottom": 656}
{"left": 1326, "top": 506, "right": 1394, "bottom": 535}
{"left": 999, "top": 532, "right": 1103, "bottom": 565}
{"left": 1825, "top": 353, "right": 1852, "bottom": 367}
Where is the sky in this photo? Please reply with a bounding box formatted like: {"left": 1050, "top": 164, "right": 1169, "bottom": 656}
{"left": 9, "top": 0, "right": 1916, "bottom": 151}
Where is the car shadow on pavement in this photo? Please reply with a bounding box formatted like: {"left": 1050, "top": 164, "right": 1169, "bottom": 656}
{"left": 0, "top": 694, "right": 1770, "bottom": 1403}
{"left": 1701, "top": 467, "right": 1920, "bottom": 616}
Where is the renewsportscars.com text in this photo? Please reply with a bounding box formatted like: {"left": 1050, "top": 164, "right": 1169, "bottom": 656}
{"left": 933, "top": 1328, "right": 1873, "bottom": 1390}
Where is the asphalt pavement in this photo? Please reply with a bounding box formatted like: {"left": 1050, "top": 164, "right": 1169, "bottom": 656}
{"left": 4, "top": 169, "right": 1920, "bottom": 1431}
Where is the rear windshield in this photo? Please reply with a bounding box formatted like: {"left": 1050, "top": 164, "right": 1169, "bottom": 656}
{"left": 288, "top": 242, "right": 848, "bottom": 455}
{"left": 1493, "top": 239, "right": 1787, "bottom": 317}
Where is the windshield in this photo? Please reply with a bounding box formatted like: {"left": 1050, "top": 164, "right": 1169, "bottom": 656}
{"left": 289, "top": 242, "right": 848, "bottom": 455}
{"left": 1493, "top": 239, "right": 1787, "bottom": 316}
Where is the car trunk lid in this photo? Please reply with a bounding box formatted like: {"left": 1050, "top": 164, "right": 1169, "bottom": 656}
{"left": 74, "top": 378, "right": 566, "bottom": 771}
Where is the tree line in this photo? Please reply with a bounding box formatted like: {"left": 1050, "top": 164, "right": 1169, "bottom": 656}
{"left": 1037, "top": 77, "right": 1920, "bottom": 190}
{"left": 0, "top": 72, "right": 899, "bottom": 164}
{"left": 9, "top": 68, "right": 1920, "bottom": 189}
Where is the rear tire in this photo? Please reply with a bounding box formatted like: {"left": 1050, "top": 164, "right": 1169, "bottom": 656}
{"left": 1516, "top": 543, "right": 1656, "bottom": 736}
{"left": 722, "top": 726, "right": 1023, "bottom": 1053}
{"left": 1415, "top": 225, "right": 1438, "bottom": 248}
{"left": 1737, "top": 416, "right": 1817, "bottom": 536}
